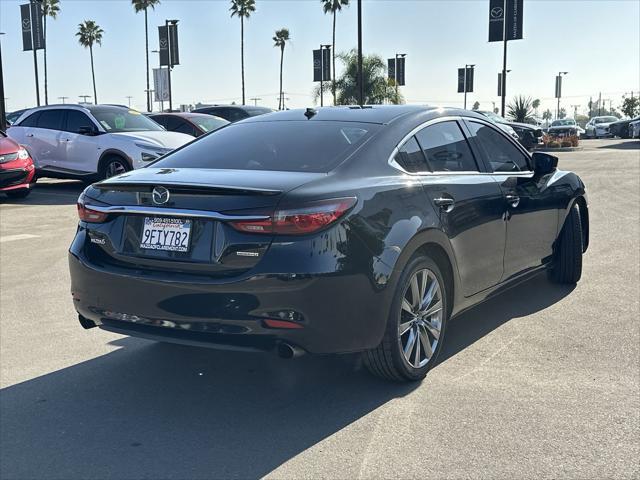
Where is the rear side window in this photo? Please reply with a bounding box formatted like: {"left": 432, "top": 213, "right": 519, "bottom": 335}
{"left": 394, "top": 137, "right": 429, "bottom": 173}
{"left": 18, "top": 112, "right": 41, "bottom": 127}
{"left": 153, "top": 121, "right": 378, "bottom": 173}
{"left": 36, "top": 110, "right": 65, "bottom": 130}
{"left": 467, "top": 121, "right": 530, "bottom": 172}
{"left": 415, "top": 121, "right": 478, "bottom": 172}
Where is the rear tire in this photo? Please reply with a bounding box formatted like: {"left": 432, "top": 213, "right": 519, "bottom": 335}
{"left": 364, "top": 255, "right": 449, "bottom": 382}
{"left": 5, "top": 188, "right": 31, "bottom": 199}
{"left": 550, "top": 204, "right": 583, "bottom": 284}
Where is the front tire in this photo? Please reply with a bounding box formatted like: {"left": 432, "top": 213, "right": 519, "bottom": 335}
{"left": 98, "top": 156, "right": 130, "bottom": 180}
{"left": 550, "top": 204, "right": 583, "bottom": 284}
{"left": 364, "top": 255, "right": 449, "bottom": 382}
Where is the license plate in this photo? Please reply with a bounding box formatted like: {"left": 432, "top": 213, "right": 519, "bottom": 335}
{"left": 140, "top": 217, "right": 192, "bottom": 252}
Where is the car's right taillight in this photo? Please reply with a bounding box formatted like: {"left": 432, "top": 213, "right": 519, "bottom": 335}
{"left": 230, "top": 197, "right": 357, "bottom": 235}
{"left": 77, "top": 199, "right": 109, "bottom": 223}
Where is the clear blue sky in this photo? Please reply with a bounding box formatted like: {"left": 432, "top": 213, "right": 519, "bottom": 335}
{"left": 1, "top": 0, "right": 639, "bottom": 116}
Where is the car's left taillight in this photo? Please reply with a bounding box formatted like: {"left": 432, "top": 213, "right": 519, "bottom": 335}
{"left": 229, "top": 197, "right": 357, "bottom": 235}
{"left": 77, "top": 196, "right": 109, "bottom": 223}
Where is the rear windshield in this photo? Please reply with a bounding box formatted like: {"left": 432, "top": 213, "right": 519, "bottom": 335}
{"left": 153, "top": 121, "right": 378, "bottom": 173}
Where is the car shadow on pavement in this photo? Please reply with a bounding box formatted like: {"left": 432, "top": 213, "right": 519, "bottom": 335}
{"left": 437, "top": 272, "right": 575, "bottom": 365}
{"left": 0, "top": 338, "right": 416, "bottom": 479}
{"left": 0, "top": 180, "right": 85, "bottom": 206}
{"left": 596, "top": 140, "right": 640, "bottom": 150}
{"left": 0, "top": 273, "right": 573, "bottom": 480}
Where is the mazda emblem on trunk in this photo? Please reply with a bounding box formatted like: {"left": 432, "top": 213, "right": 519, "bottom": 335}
{"left": 152, "top": 186, "right": 170, "bottom": 205}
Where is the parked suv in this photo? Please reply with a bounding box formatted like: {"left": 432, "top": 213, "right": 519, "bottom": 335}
{"left": 8, "top": 105, "right": 193, "bottom": 180}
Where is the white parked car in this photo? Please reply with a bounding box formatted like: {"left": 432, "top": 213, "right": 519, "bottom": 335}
{"left": 584, "top": 116, "right": 618, "bottom": 139}
{"left": 8, "top": 104, "right": 193, "bottom": 180}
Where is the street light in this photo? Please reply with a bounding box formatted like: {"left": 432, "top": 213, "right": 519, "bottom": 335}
{"left": 58, "top": 96, "right": 68, "bottom": 104}
{"left": 556, "top": 71, "right": 568, "bottom": 119}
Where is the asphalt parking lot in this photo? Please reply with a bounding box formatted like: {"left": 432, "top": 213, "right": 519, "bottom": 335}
{"left": 1, "top": 138, "right": 638, "bottom": 479}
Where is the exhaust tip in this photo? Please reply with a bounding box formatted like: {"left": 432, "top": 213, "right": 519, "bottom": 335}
{"left": 276, "top": 342, "right": 305, "bottom": 359}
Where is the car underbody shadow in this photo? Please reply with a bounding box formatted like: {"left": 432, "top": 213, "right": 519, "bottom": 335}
{"left": 436, "top": 272, "right": 576, "bottom": 366}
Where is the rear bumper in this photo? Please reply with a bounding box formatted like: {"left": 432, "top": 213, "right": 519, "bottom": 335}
{"left": 69, "top": 231, "right": 393, "bottom": 355}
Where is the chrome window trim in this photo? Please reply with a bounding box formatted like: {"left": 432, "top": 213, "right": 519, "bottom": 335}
{"left": 388, "top": 115, "right": 535, "bottom": 176}
{"left": 84, "top": 204, "right": 270, "bottom": 221}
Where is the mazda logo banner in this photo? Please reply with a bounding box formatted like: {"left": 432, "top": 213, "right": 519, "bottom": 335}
{"left": 488, "top": 0, "right": 523, "bottom": 43}
{"left": 20, "top": 2, "right": 45, "bottom": 52}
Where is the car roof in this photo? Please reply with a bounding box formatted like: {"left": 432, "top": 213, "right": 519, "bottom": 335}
{"left": 195, "top": 105, "right": 272, "bottom": 112}
{"left": 242, "top": 105, "right": 449, "bottom": 125}
{"left": 152, "top": 112, "right": 226, "bottom": 120}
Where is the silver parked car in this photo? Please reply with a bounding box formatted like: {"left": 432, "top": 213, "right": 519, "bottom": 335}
{"left": 584, "top": 116, "right": 618, "bottom": 138}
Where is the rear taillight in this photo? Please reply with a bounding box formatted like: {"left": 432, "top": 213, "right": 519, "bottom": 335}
{"left": 230, "top": 197, "right": 356, "bottom": 235}
{"left": 77, "top": 202, "right": 109, "bottom": 223}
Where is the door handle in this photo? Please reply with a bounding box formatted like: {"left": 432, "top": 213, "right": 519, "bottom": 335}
{"left": 433, "top": 197, "right": 455, "bottom": 212}
{"left": 26, "top": 133, "right": 34, "bottom": 138}
{"left": 505, "top": 194, "right": 520, "bottom": 208}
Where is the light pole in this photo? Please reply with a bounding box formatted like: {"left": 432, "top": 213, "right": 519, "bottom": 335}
{"left": 556, "top": 71, "right": 568, "bottom": 119}
{"left": 319, "top": 44, "right": 331, "bottom": 107}
{"left": 126, "top": 96, "right": 133, "bottom": 107}
{"left": 395, "top": 53, "right": 406, "bottom": 98}
{"left": 463, "top": 64, "right": 475, "bottom": 110}
{"left": 0, "top": 32, "right": 6, "bottom": 131}
{"left": 250, "top": 97, "right": 261, "bottom": 106}
{"left": 58, "top": 96, "right": 68, "bottom": 104}
{"left": 165, "top": 19, "right": 179, "bottom": 112}
{"left": 357, "top": 0, "right": 363, "bottom": 106}
{"left": 79, "top": 95, "right": 91, "bottom": 103}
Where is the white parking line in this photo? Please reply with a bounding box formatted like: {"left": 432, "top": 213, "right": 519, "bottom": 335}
{"left": 0, "top": 234, "right": 40, "bottom": 243}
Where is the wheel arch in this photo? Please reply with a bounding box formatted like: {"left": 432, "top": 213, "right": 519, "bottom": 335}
{"left": 379, "top": 228, "right": 461, "bottom": 319}
{"left": 97, "top": 149, "right": 133, "bottom": 173}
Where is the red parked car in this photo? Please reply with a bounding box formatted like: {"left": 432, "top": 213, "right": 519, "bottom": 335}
{"left": 0, "top": 130, "right": 35, "bottom": 199}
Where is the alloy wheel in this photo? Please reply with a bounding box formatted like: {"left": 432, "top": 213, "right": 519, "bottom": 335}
{"left": 398, "top": 268, "right": 443, "bottom": 369}
{"left": 105, "top": 161, "right": 127, "bottom": 178}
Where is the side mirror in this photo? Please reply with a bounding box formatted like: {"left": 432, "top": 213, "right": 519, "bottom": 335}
{"left": 532, "top": 152, "right": 558, "bottom": 175}
{"left": 78, "top": 126, "right": 98, "bottom": 136}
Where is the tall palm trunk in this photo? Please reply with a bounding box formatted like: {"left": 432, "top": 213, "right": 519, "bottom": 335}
{"left": 331, "top": 11, "right": 336, "bottom": 105}
{"left": 240, "top": 16, "right": 245, "bottom": 105}
{"left": 90, "top": 45, "right": 97, "bottom": 104}
{"left": 279, "top": 45, "right": 284, "bottom": 110}
{"left": 44, "top": 16, "right": 48, "bottom": 105}
{"left": 144, "top": 8, "right": 150, "bottom": 112}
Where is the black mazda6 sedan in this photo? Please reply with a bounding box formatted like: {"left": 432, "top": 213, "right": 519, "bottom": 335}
{"left": 69, "top": 105, "right": 589, "bottom": 382}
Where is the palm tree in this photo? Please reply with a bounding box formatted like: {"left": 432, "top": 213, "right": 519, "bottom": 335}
{"left": 41, "top": 0, "right": 61, "bottom": 106}
{"left": 273, "top": 28, "right": 290, "bottom": 110}
{"left": 229, "top": 0, "right": 256, "bottom": 105}
{"left": 132, "top": 0, "right": 161, "bottom": 112}
{"left": 507, "top": 95, "right": 535, "bottom": 123}
{"left": 314, "top": 49, "right": 403, "bottom": 105}
{"left": 76, "top": 20, "right": 104, "bottom": 105}
{"left": 321, "top": 0, "right": 349, "bottom": 105}
{"left": 532, "top": 98, "right": 541, "bottom": 117}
